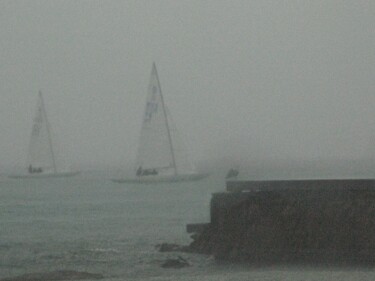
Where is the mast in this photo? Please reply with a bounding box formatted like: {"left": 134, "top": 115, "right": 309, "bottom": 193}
{"left": 39, "top": 91, "right": 57, "bottom": 173}
{"left": 153, "top": 63, "right": 177, "bottom": 176}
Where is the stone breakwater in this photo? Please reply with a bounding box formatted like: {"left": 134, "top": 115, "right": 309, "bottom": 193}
{"left": 188, "top": 179, "right": 375, "bottom": 265}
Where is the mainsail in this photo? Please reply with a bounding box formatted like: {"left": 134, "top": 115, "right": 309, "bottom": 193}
{"left": 135, "top": 63, "right": 196, "bottom": 178}
{"left": 27, "top": 91, "right": 57, "bottom": 174}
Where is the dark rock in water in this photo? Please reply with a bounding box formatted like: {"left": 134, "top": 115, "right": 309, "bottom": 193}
{"left": 161, "top": 256, "right": 190, "bottom": 268}
{"left": 0, "top": 270, "right": 104, "bottom": 281}
{"left": 190, "top": 233, "right": 199, "bottom": 241}
{"left": 156, "top": 243, "right": 189, "bottom": 252}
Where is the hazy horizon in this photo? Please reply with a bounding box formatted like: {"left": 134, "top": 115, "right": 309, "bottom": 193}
{"left": 1, "top": 1, "right": 375, "bottom": 175}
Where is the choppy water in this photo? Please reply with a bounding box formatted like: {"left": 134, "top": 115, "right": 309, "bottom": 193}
{"left": 1, "top": 172, "right": 375, "bottom": 280}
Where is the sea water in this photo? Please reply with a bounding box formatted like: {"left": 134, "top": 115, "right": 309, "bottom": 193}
{"left": 1, "top": 173, "right": 375, "bottom": 281}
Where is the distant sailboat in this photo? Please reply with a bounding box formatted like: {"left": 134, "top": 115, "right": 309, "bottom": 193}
{"left": 9, "top": 91, "right": 79, "bottom": 179}
{"left": 113, "top": 63, "right": 207, "bottom": 183}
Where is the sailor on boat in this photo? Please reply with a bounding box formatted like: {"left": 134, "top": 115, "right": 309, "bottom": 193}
{"left": 136, "top": 166, "right": 158, "bottom": 177}
{"left": 226, "top": 168, "right": 239, "bottom": 179}
{"left": 28, "top": 165, "right": 43, "bottom": 174}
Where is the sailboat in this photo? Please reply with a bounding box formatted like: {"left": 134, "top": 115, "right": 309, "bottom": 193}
{"left": 113, "top": 63, "right": 207, "bottom": 183}
{"left": 9, "top": 91, "right": 79, "bottom": 179}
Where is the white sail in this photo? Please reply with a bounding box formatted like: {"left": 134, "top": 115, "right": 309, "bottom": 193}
{"left": 112, "top": 63, "right": 208, "bottom": 183}
{"left": 166, "top": 108, "right": 196, "bottom": 175}
{"left": 9, "top": 91, "right": 79, "bottom": 179}
{"left": 132, "top": 63, "right": 201, "bottom": 181}
{"left": 136, "top": 63, "right": 176, "bottom": 176}
{"left": 27, "top": 91, "right": 57, "bottom": 174}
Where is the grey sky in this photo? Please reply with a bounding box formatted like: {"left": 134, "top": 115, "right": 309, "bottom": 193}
{"left": 1, "top": 1, "right": 375, "bottom": 172}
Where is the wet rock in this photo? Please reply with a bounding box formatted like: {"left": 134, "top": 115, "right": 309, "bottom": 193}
{"left": 0, "top": 270, "right": 104, "bottom": 281}
{"left": 161, "top": 256, "right": 190, "bottom": 268}
{"left": 190, "top": 233, "right": 200, "bottom": 241}
{"left": 156, "top": 243, "right": 189, "bottom": 252}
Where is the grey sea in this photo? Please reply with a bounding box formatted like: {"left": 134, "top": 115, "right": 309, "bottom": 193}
{"left": 1, "top": 172, "right": 375, "bottom": 281}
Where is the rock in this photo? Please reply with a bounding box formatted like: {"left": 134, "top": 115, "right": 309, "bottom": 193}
{"left": 190, "top": 233, "right": 199, "bottom": 241}
{"left": 156, "top": 243, "right": 189, "bottom": 252}
{"left": 161, "top": 256, "right": 190, "bottom": 268}
{"left": 0, "top": 270, "right": 104, "bottom": 281}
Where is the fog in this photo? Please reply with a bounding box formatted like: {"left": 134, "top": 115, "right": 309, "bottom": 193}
{"left": 1, "top": 1, "right": 375, "bottom": 175}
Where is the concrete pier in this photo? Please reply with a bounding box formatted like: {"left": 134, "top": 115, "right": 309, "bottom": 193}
{"left": 188, "top": 179, "right": 375, "bottom": 265}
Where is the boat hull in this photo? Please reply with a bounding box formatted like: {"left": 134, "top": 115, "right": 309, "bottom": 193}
{"left": 112, "top": 173, "right": 209, "bottom": 184}
{"left": 8, "top": 171, "right": 80, "bottom": 179}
